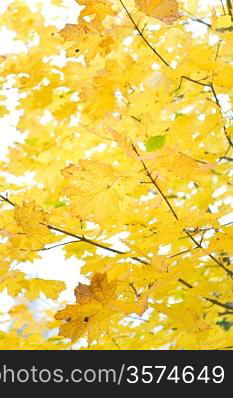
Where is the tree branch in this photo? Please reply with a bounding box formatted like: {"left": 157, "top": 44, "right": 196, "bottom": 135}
{"left": 220, "top": 0, "right": 227, "bottom": 14}
{"left": 131, "top": 143, "right": 178, "bottom": 220}
{"left": 20, "top": 240, "right": 82, "bottom": 252}
{"left": 226, "top": 0, "right": 233, "bottom": 21}
{"left": 178, "top": 278, "right": 233, "bottom": 311}
{"left": 0, "top": 193, "right": 231, "bottom": 312}
{"left": 183, "top": 11, "right": 211, "bottom": 28}
{"left": 178, "top": 76, "right": 233, "bottom": 149}
{"left": 184, "top": 229, "right": 233, "bottom": 279}
{"left": 219, "top": 156, "right": 233, "bottom": 161}
{"left": 46, "top": 225, "right": 148, "bottom": 264}
{"left": 118, "top": 0, "right": 170, "bottom": 68}
{"left": 0, "top": 194, "right": 148, "bottom": 264}
{"left": 0, "top": 194, "right": 16, "bottom": 207}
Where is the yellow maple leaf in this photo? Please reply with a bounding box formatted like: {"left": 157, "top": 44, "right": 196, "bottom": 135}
{"left": 55, "top": 273, "right": 116, "bottom": 343}
{"left": 211, "top": 10, "right": 233, "bottom": 32}
{"left": 135, "top": 0, "right": 163, "bottom": 15}
{"left": 0, "top": 268, "right": 24, "bottom": 297}
{"left": 55, "top": 273, "right": 147, "bottom": 343}
{"left": 14, "top": 201, "right": 49, "bottom": 238}
{"left": 59, "top": 22, "right": 101, "bottom": 61}
{"left": 59, "top": 23, "right": 89, "bottom": 42}
{"left": 23, "top": 279, "right": 66, "bottom": 300}
{"left": 152, "top": 302, "right": 211, "bottom": 333}
{"left": 135, "top": 0, "right": 180, "bottom": 24}
{"left": 61, "top": 161, "right": 127, "bottom": 224}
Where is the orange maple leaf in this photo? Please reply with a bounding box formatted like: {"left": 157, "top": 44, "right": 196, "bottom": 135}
{"left": 135, "top": 0, "right": 181, "bottom": 24}
{"left": 55, "top": 273, "right": 147, "bottom": 344}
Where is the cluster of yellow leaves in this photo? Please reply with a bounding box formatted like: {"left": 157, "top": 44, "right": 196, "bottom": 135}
{"left": 55, "top": 273, "right": 147, "bottom": 344}
{"left": 0, "top": 0, "right": 232, "bottom": 350}
{"left": 14, "top": 201, "right": 49, "bottom": 238}
{"left": 60, "top": 161, "right": 137, "bottom": 224}
{"left": 0, "top": 261, "right": 65, "bottom": 299}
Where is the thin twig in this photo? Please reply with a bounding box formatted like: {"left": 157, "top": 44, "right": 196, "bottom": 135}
{"left": 106, "top": 332, "right": 121, "bottom": 350}
{"left": 178, "top": 76, "right": 233, "bottom": 149}
{"left": 20, "top": 240, "right": 82, "bottom": 252}
{"left": 178, "top": 278, "right": 233, "bottom": 311}
{"left": 131, "top": 144, "right": 178, "bottom": 220}
{"left": 218, "top": 311, "right": 233, "bottom": 316}
{"left": 119, "top": 0, "right": 170, "bottom": 67}
{"left": 0, "top": 193, "right": 231, "bottom": 312}
{"left": 219, "top": 156, "right": 233, "bottom": 161}
{"left": 183, "top": 11, "right": 211, "bottom": 28}
{"left": 220, "top": 0, "right": 227, "bottom": 14}
{"left": 210, "top": 83, "right": 233, "bottom": 149}
{"left": 184, "top": 229, "right": 233, "bottom": 279}
{"left": 0, "top": 194, "right": 148, "bottom": 264}
{"left": 128, "top": 315, "right": 150, "bottom": 323}
{"left": 226, "top": 0, "right": 233, "bottom": 21}
{"left": 47, "top": 225, "right": 148, "bottom": 264}
{"left": 0, "top": 194, "right": 15, "bottom": 207}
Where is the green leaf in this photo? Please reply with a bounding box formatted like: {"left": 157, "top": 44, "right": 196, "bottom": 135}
{"left": 175, "top": 112, "right": 185, "bottom": 119}
{"left": 25, "top": 138, "right": 38, "bottom": 146}
{"left": 145, "top": 135, "right": 166, "bottom": 152}
{"left": 45, "top": 200, "right": 66, "bottom": 208}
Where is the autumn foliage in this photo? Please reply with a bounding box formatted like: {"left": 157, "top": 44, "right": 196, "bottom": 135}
{"left": 0, "top": 0, "right": 233, "bottom": 350}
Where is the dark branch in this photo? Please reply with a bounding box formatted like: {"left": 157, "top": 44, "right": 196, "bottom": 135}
{"left": 20, "top": 240, "right": 82, "bottom": 252}
{"left": 47, "top": 225, "right": 148, "bottom": 264}
{"left": 184, "top": 229, "right": 233, "bottom": 279}
{"left": 0, "top": 193, "right": 232, "bottom": 312}
{"left": 220, "top": 0, "right": 227, "bottom": 14}
{"left": 0, "top": 194, "right": 148, "bottom": 264}
{"left": 219, "top": 156, "right": 233, "bottom": 161}
{"left": 183, "top": 11, "right": 211, "bottom": 28}
{"left": 226, "top": 0, "right": 233, "bottom": 21}
{"left": 0, "top": 194, "right": 15, "bottom": 207}
{"left": 131, "top": 144, "right": 178, "bottom": 221}
{"left": 178, "top": 278, "right": 233, "bottom": 311}
{"left": 119, "top": 0, "right": 170, "bottom": 68}
{"left": 178, "top": 76, "right": 233, "bottom": 149}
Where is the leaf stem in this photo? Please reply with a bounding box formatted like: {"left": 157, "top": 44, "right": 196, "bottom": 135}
{"left": 131, "top": 144, "right": 178, "bottom": 220}
{"left": 118, "top": 0, "right": 170, "bottom": 68}
{"left": 178, "top": 76, "right": 233, "bottom": 149}
{"left": 184, "top": 229, "right": 233, "bottom": 279}
{"left": 0, "top": 194, "right": 16, "bottom": 207}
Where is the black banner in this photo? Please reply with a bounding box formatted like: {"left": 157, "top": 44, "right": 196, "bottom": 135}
{"left": 0, "top": 350, "right": 231, "bottom": 392}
